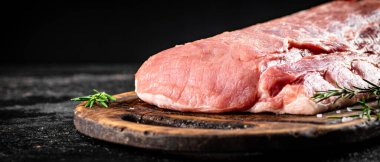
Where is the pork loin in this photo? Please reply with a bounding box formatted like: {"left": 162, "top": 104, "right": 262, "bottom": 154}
{"left": 135, "top": 0, "right": 380, "bottom": 114}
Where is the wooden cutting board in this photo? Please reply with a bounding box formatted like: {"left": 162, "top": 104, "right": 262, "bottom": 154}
{"left": 74, "top": 91, "right": 380, "bottom": 152}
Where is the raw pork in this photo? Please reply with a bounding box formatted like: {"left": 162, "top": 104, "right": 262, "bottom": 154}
{"left": 135, "top": 0, "right": 380, "bottom": 114}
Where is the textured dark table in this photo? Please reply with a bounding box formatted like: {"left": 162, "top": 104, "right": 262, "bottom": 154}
{"left": 1, "top": 64, "right": 380, "bottom": 161}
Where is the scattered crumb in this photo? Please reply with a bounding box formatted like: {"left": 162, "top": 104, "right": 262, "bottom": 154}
{"left": 33, "top": 145, "right": 42, "bottom": 149}
{"left": 342, "top": 117, "right": 354, "bottom": 122}
{"left": 359, "top": 122, "right": 368, "bottom": 127}
{"left": 316, "top": 114, "right": 323, "bottom": 118}
{"left": 336, "top": 110, "right": 341, "bottom": 114}
{"left": 347, "top": 107, "right": 352, "bottom": 112}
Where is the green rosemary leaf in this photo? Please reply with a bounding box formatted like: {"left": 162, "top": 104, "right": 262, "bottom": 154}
{"left": 312, "top": 78, "right": 380, "bottom": 121}
{"left": 99, "top": 101, "right": 108, "bottom": 108}
{"left": 326, "top": 115, "right": 345, "bottom": 119}
{"left": 349, "top": 107, "right": 365, "bottom": 111}
{"left": 348, "top": 114, "right": 361, "bottom": 118}
{"left": 71, "top": 89, "right": 117, "bottom": 108}
{"left": 85, "top": 101, "right": 91, "bottom": 107}
{"left": 105, "top": 94, "right": 117, "bottom": 101}
{"left": 98, "top": 95, "right": 109, "bottom": 102}
{"left": 95, "top": 99, "right": 107, "bottom": 102}
{"left": 363, "top": 79, "right": 380, "bottom": 88}
{"left": 71, "top": 97, "right": 91, "bottom": 101}
{"left": 89, "top": 100, "right": 95, "bottom": 108}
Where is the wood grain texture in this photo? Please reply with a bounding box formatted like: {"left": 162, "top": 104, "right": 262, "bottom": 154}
{"left": 74, "top": 91, "right": 380, "bottom": 152}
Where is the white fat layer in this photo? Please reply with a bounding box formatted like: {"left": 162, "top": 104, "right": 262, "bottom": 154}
{"left": 282, "top": 96, "right": 328, "bottom": 115}
{"left": 136, "top": 92, "right": 241, "bottom": 113}
{"left": 249, "top": 95, "right": 329, "bottom": 115}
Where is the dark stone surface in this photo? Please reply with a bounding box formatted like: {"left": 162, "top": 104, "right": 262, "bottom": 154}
{"left": 2, "top": 64, "right": 380, "bottom": 161}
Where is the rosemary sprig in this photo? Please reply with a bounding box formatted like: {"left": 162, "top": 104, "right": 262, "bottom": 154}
{"left": 312, "top": 79, "right": 380, "bottom": 105}
{"left": 357, "top": 99, "right": 374, "bottom": 120}
{"left": 355, "top": 79, "right": 380, "bottom": 105}
{"left": 71, "top": 89, "right": 116, "bottom": 108}
{"left": 312, "top": 86, "right": 356, "bottom": 104}
{"left": 326, "top": 99, "right": 376, "bottom": 120}
{"left": 312, "top": 79, "right": 380, "bottom": 121}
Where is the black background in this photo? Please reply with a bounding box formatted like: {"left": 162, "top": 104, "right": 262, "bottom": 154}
{"left": 4, "top": 0, "right": 329, "bottom": 65}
